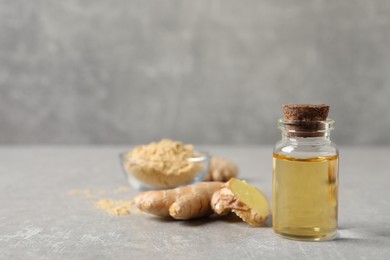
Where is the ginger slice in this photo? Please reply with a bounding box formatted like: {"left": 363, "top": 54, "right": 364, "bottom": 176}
{"left": 211, "top": 178, "right": 270, "bottom": 227}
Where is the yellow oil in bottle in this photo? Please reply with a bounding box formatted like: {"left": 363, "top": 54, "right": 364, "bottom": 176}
{"left": 272, "top": 153, "right": 338, "bottom": 241}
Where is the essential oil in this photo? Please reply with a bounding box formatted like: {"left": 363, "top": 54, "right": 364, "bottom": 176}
{"left": 272, "top": 104, "right": 339, "bottom": 241}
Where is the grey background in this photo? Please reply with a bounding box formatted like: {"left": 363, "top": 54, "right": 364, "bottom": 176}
{"left": 1, "top": 0, "right": 390, "bottom": 145}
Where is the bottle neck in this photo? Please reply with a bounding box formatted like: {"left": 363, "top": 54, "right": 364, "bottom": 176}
{"left": 278, "top": 118, "right": 334, "bottom": 145}
{"left": 281, "top": 131, "right": 331, "bottom": 144}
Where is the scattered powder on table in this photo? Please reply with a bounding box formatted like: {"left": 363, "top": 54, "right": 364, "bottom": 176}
{"left": 96, "top": 199, "right": 139, "bottom": 216}
{"left": 68, "top": 189, "right": 94, "bottom": 198}
{"left": 114, "top": 186, "right": 130, "bottom": 193}
{"left": 68, "top": 188, "right": 140, "bottom": 216}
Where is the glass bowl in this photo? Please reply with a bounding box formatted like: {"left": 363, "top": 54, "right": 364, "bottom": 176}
{"left": 119, "top": 151, "right": 210, "bottom": 191}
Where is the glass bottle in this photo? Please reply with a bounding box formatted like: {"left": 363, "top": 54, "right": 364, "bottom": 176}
{"left": 272, "top": 118, "right": 339, "bottom": 241}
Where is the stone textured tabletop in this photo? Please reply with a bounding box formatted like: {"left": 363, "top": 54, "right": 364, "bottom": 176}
{"left": 1, "top": 146, "right": 389, "bottom": 259}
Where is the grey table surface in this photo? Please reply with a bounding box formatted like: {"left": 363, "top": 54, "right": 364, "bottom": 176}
{"left": 0, "top": 146, "right": 389, "bottom": 259}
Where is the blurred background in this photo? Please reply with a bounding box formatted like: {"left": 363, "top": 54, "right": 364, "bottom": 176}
{"left": 1, "top": 0, "right": 389, "bottom": 145}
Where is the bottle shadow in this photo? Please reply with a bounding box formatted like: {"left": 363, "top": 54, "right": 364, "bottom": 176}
{"left": 334, "top": 226, "right": 390, "bottom": 245}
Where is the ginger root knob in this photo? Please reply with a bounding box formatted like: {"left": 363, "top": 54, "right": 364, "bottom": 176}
{"left": 204, "top": 157, "right": 238, "bottom": 182}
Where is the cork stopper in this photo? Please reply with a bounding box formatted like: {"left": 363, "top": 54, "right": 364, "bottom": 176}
{"left": 282, "top": 104, "right": 330, "bottom": 137}
{"left": 283, "top": 104, "right": 329, "bottom": 121}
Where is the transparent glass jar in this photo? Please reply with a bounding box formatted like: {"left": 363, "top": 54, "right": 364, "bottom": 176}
{"left": 272, "top": 119, "right": 339, "bottom": 241}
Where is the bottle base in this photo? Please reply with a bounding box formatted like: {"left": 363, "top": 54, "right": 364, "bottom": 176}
{"left": 273, "top": 228, "right": 338, "bottom": 242}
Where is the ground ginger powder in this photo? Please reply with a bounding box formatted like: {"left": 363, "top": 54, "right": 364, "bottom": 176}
{"left": 69, "top": 188, "right": 140, "bottom": 216}
{"left": 123, "top": 139, "right": 205, "bottom": 188}
{"left": 96, "top": 199, "right": 138, "bottom": 216}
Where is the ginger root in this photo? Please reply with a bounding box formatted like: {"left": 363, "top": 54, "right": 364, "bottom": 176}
{"left": 204, "top": 157, "right": 238, "bottom": 182}
{"left": 134, "top": 178, "right": 270, "bottom": 226}
{"left": 211, "top": 178, "right": 270, "bottom": 227}
{"left": 134, "top": 182, "right": 223, "bottom": 220}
